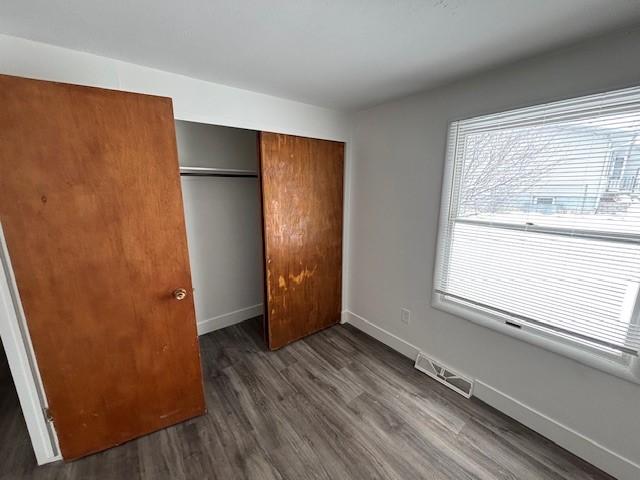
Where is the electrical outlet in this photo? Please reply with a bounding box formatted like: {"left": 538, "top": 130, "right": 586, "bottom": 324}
{"left": 401, "top": 308, "right": 411, "bottom": 325}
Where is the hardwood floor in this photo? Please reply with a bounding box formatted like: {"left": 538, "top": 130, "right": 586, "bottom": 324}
{"left": 1, "top": 319, "right": 613, "bottom": 479}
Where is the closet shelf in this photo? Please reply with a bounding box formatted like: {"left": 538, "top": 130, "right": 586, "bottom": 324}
{"left": 179, "top": 166, "right": 259, "bottom": 177}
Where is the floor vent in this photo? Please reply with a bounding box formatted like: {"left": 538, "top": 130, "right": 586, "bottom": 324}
{"left": 414, "top": 353, "right": 473, "bottom": 398}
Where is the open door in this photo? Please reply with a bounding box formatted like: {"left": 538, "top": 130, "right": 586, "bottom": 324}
{"left": 0, "top": 75, "right": 205, "bottom": 460}
{"left": 259, "top": 132, "right": 344, "bottom": 349}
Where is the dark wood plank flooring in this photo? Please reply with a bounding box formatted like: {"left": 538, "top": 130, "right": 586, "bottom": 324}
{"left": 0, "top": 319, "right": 613, "bottom": 479}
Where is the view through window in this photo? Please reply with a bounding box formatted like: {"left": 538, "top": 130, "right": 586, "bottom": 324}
{"left": 435, "top": 88, "right": 640, "bottom": 359}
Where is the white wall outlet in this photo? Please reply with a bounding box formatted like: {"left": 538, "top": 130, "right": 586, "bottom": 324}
{"left": 401, "top": 308, "right": 411, "bottom": 325}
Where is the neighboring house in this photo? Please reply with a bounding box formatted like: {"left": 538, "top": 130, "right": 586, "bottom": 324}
{"left": 598, "top": 139, "right": 640, "bottom": 212}
{"left": 460, "top": 119, "right": 640, "bottom": 218}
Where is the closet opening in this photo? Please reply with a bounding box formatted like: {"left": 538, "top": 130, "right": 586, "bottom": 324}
{"left": 174, "top": 121, "right": 345, "bottom": 350}
{"left": 175, "top": 121, "right": 266, "bottom": 340}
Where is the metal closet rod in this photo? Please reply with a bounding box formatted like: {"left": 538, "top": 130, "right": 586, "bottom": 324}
{"left": 179, "top": 166, "right": 259, "bottom": 178}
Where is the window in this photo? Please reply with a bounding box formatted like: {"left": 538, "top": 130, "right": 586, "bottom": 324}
{"left": 433, "top": 86, "right": 640, "bottom": 381}
{"left": 609, "top": 155, "right": 626, "bottom": 180}
{"left": 534, "top": 197, "right": 555, "bottom": 205}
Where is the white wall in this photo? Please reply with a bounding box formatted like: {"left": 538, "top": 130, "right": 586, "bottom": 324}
{"left": 347, "top": 27, "right": 640, "bottom": 480}
{"left": 0, "top": 34, "right": 350, "bottom": 141}
{"left": 176, "top": 122, "right": 263, "bottom": 333}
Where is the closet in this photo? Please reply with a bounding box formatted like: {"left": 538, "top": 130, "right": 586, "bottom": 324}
{"left": 175, "top": 124, "right": 345, "bottom": 350}
{"left": 175, "top": 122, "right": 264, "bottom": 336}
{"left": 0, "top": 73, "right": 344, "bottom": 461}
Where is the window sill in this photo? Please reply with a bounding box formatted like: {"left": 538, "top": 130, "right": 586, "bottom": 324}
{"left": 432, "top": 292, "right": 640, "bottom": 385}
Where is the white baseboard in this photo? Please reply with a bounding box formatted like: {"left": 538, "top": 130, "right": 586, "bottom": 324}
{"left": 474, "top": 381, "right": 640, "bottom": 480}
{"left": 196, "top": 304, "right": 263, "bottom": 336}
{"left": 342, "top": 309, "right": 640, "bottom": 480}
{"left": 342, "top": 310, "right": 420, "bottom": 360}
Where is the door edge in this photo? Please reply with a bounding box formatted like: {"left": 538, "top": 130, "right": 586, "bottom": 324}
{"left": 0, "top": 222, "right": 61, "bottom": 465}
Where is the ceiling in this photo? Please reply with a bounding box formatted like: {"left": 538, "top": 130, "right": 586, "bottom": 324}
{"left": 1, "top": 1, "right": 640, "bottom": 110}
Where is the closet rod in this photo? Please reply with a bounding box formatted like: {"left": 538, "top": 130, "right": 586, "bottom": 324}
{"left": 179, "top": 166, "right": 258, "bottom": 178}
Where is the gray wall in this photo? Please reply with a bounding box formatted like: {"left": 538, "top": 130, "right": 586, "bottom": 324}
{"left": 348, "top": 27, "right": 640, "bottom": 478}
{"left": 176, "top": 121, "right": 263, "bottom": 332}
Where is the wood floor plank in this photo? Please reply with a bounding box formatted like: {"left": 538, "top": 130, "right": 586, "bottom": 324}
{"left": 0, "top": 319, "right": 614, "bottom": 480}
{"left": 347, "top": 392, "right": 481, "bottom": 480}
{"left": 342, "top": 368, "right": 499, "bottom": 479}
{"left": 205, "top": 371, "right": 284, "bottom": 480}
{"left": 280, "top": 365, "right": 406, "bottom": 480}
{"left": 224, "top": 362, "right": 332, "bottom": 480}
{"left": 286, "top": 340, "right": 364, "bottom": 404}
{"left": 341, "top": 355, "right": 469, "bottom": 434}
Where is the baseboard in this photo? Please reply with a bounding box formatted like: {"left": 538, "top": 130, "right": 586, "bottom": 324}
{"left": 342, "top": 310, "right": 420, "bottom": 361}
{"left": 342, "top": 309, "right": 640, "bottom": 480}
{"left": 196, "top": 304, "right": 263, "bottom": 336}
{"left": 475, "top": 382, "right": 640, "bottom": 479}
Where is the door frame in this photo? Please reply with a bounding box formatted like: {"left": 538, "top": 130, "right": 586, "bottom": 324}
{"left": 0, "top": 222, "right": 60, "bottom": 465}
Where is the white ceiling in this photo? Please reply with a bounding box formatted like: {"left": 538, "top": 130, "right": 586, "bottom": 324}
{"left": 1, "top": 0, "right": 640, "bottom": 110}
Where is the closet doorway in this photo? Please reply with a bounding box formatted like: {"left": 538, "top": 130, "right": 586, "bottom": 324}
{"left": 175, "top": 122, "right": 345, "bottom": 350}
{"left": 175, "top": 121, "right": 265, "bottom": 336}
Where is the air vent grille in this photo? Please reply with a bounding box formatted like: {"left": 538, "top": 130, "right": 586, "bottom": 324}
{"left": 414, "top": 353, "right": 473, "bottom": 398}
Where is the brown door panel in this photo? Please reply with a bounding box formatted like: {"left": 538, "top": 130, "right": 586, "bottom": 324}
{"left": 259, "top": 132, "right": 344, "bottom": 350}
{"left": 0, "top": 75, "right": 205, "bottom": 459}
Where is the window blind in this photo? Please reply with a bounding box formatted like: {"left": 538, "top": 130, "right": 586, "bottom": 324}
{"left": 435, "top": 86, "right": 640, "bottom": 357}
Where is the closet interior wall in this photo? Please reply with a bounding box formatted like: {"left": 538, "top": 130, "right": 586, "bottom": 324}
{"left": 175, "top": 121, "right": 264, "bottom": 335}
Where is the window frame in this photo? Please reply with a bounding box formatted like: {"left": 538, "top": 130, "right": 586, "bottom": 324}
{"left": 432, "top": 114, "right": 640, "bottom": 384}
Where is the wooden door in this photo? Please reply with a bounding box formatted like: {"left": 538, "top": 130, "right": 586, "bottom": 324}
{"left": 259, "top": 132, "right": 344, "bottom": 349}
{"left": 0, "top": 75, "right": 205, "bottom": 460}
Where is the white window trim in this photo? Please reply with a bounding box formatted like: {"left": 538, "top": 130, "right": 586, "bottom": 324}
{"left": 432, "top": 121, "right": 640, "bottom": 384}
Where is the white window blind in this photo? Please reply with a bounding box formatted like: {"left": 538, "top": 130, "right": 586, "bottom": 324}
{"left": 435, "top": 86, "right": 640, "bottom": 357}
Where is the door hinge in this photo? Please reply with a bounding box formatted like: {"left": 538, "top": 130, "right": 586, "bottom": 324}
{"left": 43, "top": 407, "right": 53, "bottom": 422}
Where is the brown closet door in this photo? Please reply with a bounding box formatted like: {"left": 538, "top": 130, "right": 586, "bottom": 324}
{"left": 0, "top": 75, "right": 205, "bottom": 460}
{"left": 260, "top": 132, "right": 344, "bottom": 349}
